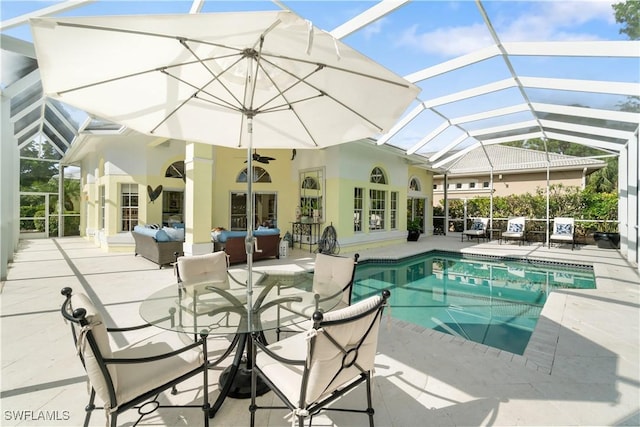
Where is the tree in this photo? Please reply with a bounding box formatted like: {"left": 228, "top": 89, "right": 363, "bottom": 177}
{"left": 613, "top": 0, "right": 639, "bottom": 40}
{"left": 20, "top": 142, "right": 60, "bottom": 191}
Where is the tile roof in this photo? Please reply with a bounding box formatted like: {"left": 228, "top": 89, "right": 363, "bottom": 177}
{"left": 441, "top": 145, "right": 606, "bottom": 175}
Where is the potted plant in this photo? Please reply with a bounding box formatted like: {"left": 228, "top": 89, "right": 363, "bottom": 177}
{"left": 584, "top": 191, "right": 619, "bottom": 249}
{"left": 593, "top": 221, "right": 620, "bottom": 249}
{"left": 407, "top": 218, "right": 422, "bottom": 242}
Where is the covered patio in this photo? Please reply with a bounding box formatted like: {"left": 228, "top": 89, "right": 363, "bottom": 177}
{"left": 1, "top": 0, "right": 638, "bottom": 278}
{"left": 1, "top": 2, "right": 639, "bottom": 426}
{"left": 1, "top": 235, "right": 638, "bottom": 426}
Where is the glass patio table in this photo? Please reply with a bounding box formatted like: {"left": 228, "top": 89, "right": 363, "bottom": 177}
{"left": 139, "top": 269, "right": 342, "bottom": 418}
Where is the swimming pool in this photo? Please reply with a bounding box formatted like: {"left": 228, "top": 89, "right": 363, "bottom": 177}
{"left": 352, "top": 251, "right": 596, "bottom": 355}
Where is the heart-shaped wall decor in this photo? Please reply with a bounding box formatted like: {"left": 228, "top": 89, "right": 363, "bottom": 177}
{"left": 147, "top": 185, "right": 163, "bottom": 203}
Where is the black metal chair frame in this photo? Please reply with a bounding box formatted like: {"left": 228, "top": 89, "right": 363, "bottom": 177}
{"left": 60, "top": 287, "right": 211, "bottom": 427}
{"left": 250, "top": 289, "right": 390, "bottom": 427}
{"left": 275, "top": 253, "right": 359, "bottom": 341}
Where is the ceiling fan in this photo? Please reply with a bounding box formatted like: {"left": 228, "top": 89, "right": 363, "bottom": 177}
{"left": 244, "top": 150, "right": 276, "bottom": 164}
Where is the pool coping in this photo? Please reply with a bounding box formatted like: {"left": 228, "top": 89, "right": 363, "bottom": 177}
{"left": 358, "top": 248, "right": 599, "bottom": 375}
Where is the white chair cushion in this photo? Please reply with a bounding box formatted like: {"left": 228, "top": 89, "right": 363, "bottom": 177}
{"left": 178, "top": 252, "right": 229, "bottom": 290}
{"left": 113, "top": 330, "right": 203, "bottom": 405}
{"left": 258, "top": 295, "right": 383, "bottom": 406}
{"left": 550, "top": 234, "right": 573, "bottom": 241}
{"left": 313, "top": 253, "right": 355, "bottom": 305}
{"left": 70, "top": 293, "right": 117, "bottom": 406}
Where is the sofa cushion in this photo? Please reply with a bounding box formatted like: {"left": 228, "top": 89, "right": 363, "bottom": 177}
{"left": 212, "top": 228, "right": 280, "bottom": 243}
{"left": 255, "top": 228, "right": 280, "bottom": 236}
{"left": 163, "top": 226, "right": 185, "bottom": 241}
{"left": 133, "top": 225, "right": 170, "bottom": 242}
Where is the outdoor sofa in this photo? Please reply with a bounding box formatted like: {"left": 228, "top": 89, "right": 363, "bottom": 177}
{"left": 212, "top": 227, "right": 280, "bottom": 264}
{"left": 132, "top": 224, "right": 184, "bottom": 268}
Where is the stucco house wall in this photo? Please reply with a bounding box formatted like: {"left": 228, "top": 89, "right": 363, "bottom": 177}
{"left": 75, "top": 134, "right": 435, "bottom": 254}
{"left": 433, "top": 169, "right": 587, "bottom": 205}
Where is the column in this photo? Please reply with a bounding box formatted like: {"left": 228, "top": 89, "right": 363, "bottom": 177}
{"left": 183, "top": 142, "right": 214, "bottom": 255}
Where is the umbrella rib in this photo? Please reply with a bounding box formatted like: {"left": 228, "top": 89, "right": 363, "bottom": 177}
{"left": 161, "top": 70, "right": 240, "bottom": 113}
{"left": 259, "top": 56, "right": 386, "bottom": 132}
{"left": 178, "top": 38, "right": 246, "bottom": 111}
{"left": 56, "top": 21, "right": 246, "bottom": 54}
{"left": 55, "top": 54, "right": 234, "bottom": 96}
{"left": 260, "top": 51, "right": 413, "bottom": 89}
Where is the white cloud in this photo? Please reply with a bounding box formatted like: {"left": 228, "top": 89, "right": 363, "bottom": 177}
{"left": 397, "top": 23, "right": 493, "bottom": 57}
{"left": 496, "top": 1, "right": 614, "bottom": 42}
{"left": 362, "top": 17, "right": 385, "bottom": 40}
{"left": 395, "top": 1, "right": 615, "bottom": 58}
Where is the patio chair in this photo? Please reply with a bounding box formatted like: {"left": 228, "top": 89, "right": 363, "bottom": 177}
{"left": 462, "top": 218, "right": 488, "bottom": 242}
{"left": 276, "top": 252, "right": 359, "bottom": 340}
{"left": 175, "top": 251, "right": 244, "bottom": 347}
{"left": 60, "top": 287, "right": 211, "bottom": 427}
{"left": 549, "top": 217, "right": 575, "bottom": 250}
{"left": 501, "top": 216, "right": 526, "bottom": 245}
{"left": 250, "top": 290, "right": 391, "bottom": 427}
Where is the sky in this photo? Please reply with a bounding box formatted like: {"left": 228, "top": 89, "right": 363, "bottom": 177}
{"left": 1, "top": 0, "right": 635, "bottom": 154}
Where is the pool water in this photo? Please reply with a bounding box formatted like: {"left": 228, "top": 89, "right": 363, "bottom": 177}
{"left": 352, "top": 251, "right": 596, "bottom": 355}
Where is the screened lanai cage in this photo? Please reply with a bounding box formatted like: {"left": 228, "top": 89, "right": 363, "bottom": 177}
{"left": 1, "top": 0, "right": 638, "bottom": 280}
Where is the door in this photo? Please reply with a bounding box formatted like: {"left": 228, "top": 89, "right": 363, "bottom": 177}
{"left": 407, "top": 197, "right": 426, "bottom": 233}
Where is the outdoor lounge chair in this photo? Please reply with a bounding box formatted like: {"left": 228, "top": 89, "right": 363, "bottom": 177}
{"left": 60, "top": 287, "right": 211, "bottom": 427}
{"left": 501, "top": 216, "right": 526, "bottom": 245}
{"left": 549, "top": 217, "right": 575, "bottom": 250}
{"left": 462, "top": 218, "right": 488, "bottom": 242}
{"left": 250, "top": 290, "right": 391, "bottom": 427}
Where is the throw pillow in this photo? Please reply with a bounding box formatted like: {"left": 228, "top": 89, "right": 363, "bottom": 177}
{"left": 507, "top": 222, "right": 523, "bottom": 233}
{"left": 471, "top": 221, "right": 484, "bottom": 230}
{"left": 555, "top": 223, "right": 572, "bottom": 235}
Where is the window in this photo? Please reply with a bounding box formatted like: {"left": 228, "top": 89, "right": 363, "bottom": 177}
{"left": 302, "top": 176, "right": 319, "bottom": 189}
{"left": 99, "top": 185, "right": 105, "bottom": 229}
{"left": 354, "top": 187, "right": 363, "bottom": 232}
{"left": 483, "top": 181, "right": 490, "bottom": 188}
{"left": 162, "top": 191, "right": 183, "bottom": 225}
{"left": 369, "top": 189, "right": 385, "bottom": 230}
{"left": 165, "top": 161, "right": 185, "bottom": 180}
{"left": 433, "top": 184, "right": 438, "bottom": 190}
{"left": 370, "top": 167, "right": 387, "bottom": 184}
{"left": 299, "top": 168, "right": 324, "bottom": 221}
{"left": 390, "top": 191, "right": 398, "bottom": 229}
{"left": 237, "top": 166, "right": 271, "bottom": 183}
{"left": 469, "top": 182, "right": 476, "bottom": 189}
{"left": 456, "top": 183, "right": 462, "bottom": 189}
{"left": 120, "top": 183, "right": 138, "bottom": 232}
{"left": 409, "top": 177, "right": 420, "bottom": 191}
{"left": 230, "top": 193, "right": 277, "bottom": 230}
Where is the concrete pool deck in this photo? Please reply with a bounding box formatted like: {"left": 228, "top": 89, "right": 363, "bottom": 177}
{"left": 1, "top": 235, "right": 638, "bottom": 426}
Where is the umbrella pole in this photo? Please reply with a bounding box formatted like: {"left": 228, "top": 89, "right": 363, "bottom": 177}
{"left": 246, "top": 116, "right": 255, "bottom": 316}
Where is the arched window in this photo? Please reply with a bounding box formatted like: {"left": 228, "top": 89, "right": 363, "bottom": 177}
{"left": 237, "top": 167, "right": 272, "bottom": 183}
{"left": 370, "top": 167, "right": 387, "bottom": 184}
{"left": 409, "top": 177, "right": 421, "bottom": 191}
{"left": 302, "top": 176, "right": 319, "bottom": 189}
{"left": 165, "top": 161, "right": 185, "bottom": 180}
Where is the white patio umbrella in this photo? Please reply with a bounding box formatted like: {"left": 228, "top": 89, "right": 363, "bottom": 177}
{"left": 31, "top": 10, "right": 420, "bottom": 307}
